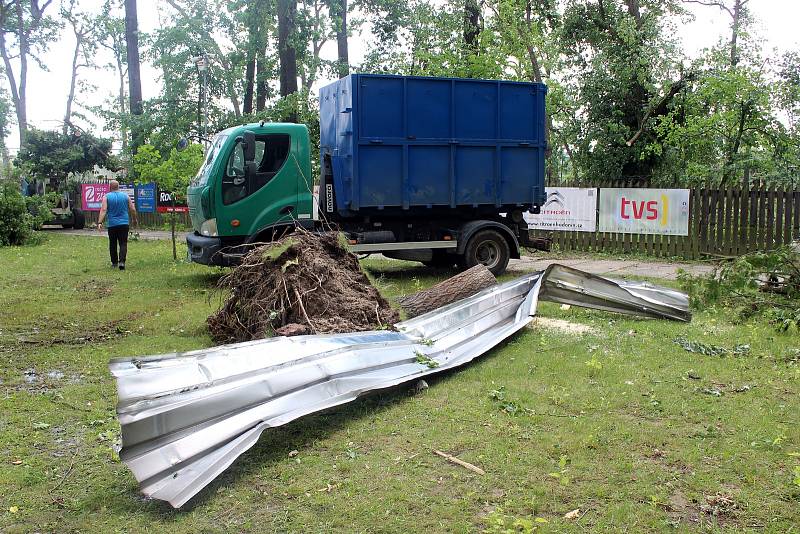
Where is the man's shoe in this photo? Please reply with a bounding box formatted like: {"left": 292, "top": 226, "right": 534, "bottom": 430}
{"left": 119, "top": 263, "right": 125, "bottom": 270}
{"left": 111, "top": 263, "right": 118, "bottom": 269}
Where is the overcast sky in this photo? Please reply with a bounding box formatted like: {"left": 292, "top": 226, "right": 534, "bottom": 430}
{"left": 8, "top": 0, "right": 800, "bottom": 153}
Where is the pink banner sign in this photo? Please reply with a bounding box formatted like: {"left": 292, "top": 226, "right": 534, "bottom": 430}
{"left": 81, "top": 183, "right": 110, "bottom": 211}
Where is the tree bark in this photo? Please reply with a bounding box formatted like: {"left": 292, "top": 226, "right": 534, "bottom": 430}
{"left": 14, "top": 0, "right": 29, "bottom": 146}
{"left": 63, "top": 34, "right": 80, "bottom": 134}
{"left": 256, "top": 46, "right": 268, "bottom": 112}
{"left": 729, "top": 0, "right": 746, "bottom": 68}
{"left": 63, "top": 14, "right": 87, "bottom": 135}
{"left": 0, "top": 0, "right": 53, "bottom": 148}
{"left": 116, "top": 54, "right": 128, "bottom": 152}
{"left": 722, "top": 99, "right": 751, "bottom": 185}
{"left": 329, "top": 0, "right": 349, "bottom": 78}
{"left": 463, "top": 0, "right": 480, "bottom": 61}
{"left": 278, "top": 0, "right": 298, "bottom": 99}
{"left": 397, "top": 264, "right": 497, "bottom": 319}
{"left": 124, "top": 0, "right": 143, "bottom": 117}
{"left": 243, "top": 57, "right": 255, "bottom": 115}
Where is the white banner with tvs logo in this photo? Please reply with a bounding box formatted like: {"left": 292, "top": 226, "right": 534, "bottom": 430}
{"left": 599, "top": 188, "right": 690, "bottom": 236}
{"left": 524, "top": 187, "right": 597, "bottom": 232}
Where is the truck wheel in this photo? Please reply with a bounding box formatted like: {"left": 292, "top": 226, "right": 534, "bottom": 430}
{"left": 463, "top": 229, "right": 510, "bottom": 275}
{"left": 72, "top": 208, "right": 86, "bottom": 230}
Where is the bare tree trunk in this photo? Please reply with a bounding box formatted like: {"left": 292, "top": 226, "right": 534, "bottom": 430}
{"left": 63, "top": 28, "right": 83, "bottom": 134}
{"left": 256, "top": 46, "right": 268, "bottom": 112}
{"left": 116, "top": 55, "right": 128, "bottom": 152}
{"left": 730, "top": 0, "right": 744, "bottom": 67}
{"left": 0, "top": 30, "right": 23, "bottom": 148}
{"left": 124, "top": 0, "right": 142, "bottom": 117}
{"left": 463, "top": 0, "right": 480, "bottom": 72}
{"left": 243, "top": 57, "right": 255, "bottom": 114}
{"left": 0, "top": 0, "right": 53, "bottom": 148}
{"left": 278, "top": 0, "right": 298, "bottom": 98}
{"left": 336, "top": 0, "right": 349, "bottom": 77}
{"left": 14, "top": 0, "right": 28, "bottom": 146}
{"left": 329, "top": 0, "right": 349, "bottom": 78}
{"left": 397, "top": 265, "right": 497, "bottom": 318}
{"left": 722, "top": 100, "right": 751, "bottom": 185}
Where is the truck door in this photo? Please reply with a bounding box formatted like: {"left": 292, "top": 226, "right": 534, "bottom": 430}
{"left": 217, "top": 133, "right": 296, "bottom": 237}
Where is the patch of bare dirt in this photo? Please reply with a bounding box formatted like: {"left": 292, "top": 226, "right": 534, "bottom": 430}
{"left": 530, "top": 317, "right": 599, "bottom": 336}
{"left": 207, "top": 232, "right": 399, "bottom": 342}
{"left": 74, "top": 279, "right": 114, "bottom": 300}
{"left": 664, "top": 491, "right": 741, "bottom": 528}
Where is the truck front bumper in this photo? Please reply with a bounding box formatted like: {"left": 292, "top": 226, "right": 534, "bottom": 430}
{"left": 186, "top": 233, "right": 238, "bottom": 267}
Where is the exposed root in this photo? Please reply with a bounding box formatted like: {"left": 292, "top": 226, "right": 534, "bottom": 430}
{"left": 207, "top": 231, "right": 399, "bottom": 342}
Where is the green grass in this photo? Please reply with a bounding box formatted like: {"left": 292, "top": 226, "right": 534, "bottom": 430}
{"left": 0, "top": 235, "right": 798, "bottom": 533}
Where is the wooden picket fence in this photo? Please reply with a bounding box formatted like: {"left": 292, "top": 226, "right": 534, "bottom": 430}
{"left": 531, "top": 186, "right": 800, "bottom": 259}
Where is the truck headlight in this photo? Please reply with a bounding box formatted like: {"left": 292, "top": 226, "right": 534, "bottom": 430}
{"left": 200, "top": 218, "right": 218, "bottom": 237}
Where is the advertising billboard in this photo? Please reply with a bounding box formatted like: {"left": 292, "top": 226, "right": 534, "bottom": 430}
{"left": 524, "top": 187, "right": 597, "bottom": 232}
{"left": 80, "top": 183, "right": 110, "bottom": 211}
{"left": 599, "top": 188, "right": 690, "bottom": 236}
{"left": 157, "top": 190, "right": 189, "bottom": 213}
{"left": 135, "top": 183, "right": 156, "bottom": 213}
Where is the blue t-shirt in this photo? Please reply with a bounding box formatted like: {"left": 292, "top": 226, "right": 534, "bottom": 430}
{"left": 106, "top": 191, "right": 129, "bottom": 227}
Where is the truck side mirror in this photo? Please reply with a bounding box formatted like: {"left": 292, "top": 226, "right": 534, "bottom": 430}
{"left": 242, "top": 131, "right": 256, "bottom": 163}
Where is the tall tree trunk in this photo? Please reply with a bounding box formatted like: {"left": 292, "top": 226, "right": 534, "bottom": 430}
{"left": 722, "top": 100, "right": 751, "bottom": 185}
{"left": 256, "top": 46, "right": 268, "bottom": 112}
{"left": 63, "top": 31, "right": 82, "bottom": 134}
{"left": 463, "top": 0, "right": 480, "bottom": 60}
{"left": 14, "top": 0, "right": 28, "bottom": 147}
{"left": 730, "top": 0, "right": 744, "bottom": 67}
{"left": 278, "top": 0, "right": 298, "bottom": 99}
{"left": 116, "top": 54, "right": 128, "bottom": 152}
{"left": 243, "top": 57, "right": 255, "bottom": 114}
{"left": 329, "top": 0, "right": 349, "bottom": 78}
{"left": 0, "top": 29, "right": 24, "bottom": 149}
{"left": 124, "top": 0, "right": 143, "bottom": 117}
{"left": 0, "top": 0, "right": 52, "bottom": 148}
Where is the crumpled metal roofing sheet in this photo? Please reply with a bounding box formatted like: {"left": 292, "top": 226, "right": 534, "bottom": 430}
{"left": 110, "top": 266, "right": 689, "bottom": 508}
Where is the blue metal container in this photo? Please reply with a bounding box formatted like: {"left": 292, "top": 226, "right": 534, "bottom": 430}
{"left": 319, "top": 74, "right": 547, "bottom": 217}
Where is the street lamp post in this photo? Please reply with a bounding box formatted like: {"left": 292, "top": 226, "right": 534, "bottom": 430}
{"left": 193, "top": 53, "right": 209, "bottom": 147}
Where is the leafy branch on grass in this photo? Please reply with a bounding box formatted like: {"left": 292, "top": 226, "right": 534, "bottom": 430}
{"left": 489, "top": 386, "right": 522, "bottom": 415}
{"left": 678, "top": 247, "right": 800, "bottom": 332}
{"left": 484, "top": 507, "right": 548, "bottom": 534}
{"left": 673, "top": 337, "right": 751, "bottom": 357}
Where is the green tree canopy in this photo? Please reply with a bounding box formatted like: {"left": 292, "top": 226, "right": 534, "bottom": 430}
{"left": 15, "top": 128, "right": 116, "bottom": 182}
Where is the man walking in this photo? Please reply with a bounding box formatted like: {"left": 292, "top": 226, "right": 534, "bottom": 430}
{"left": 97, "top": 180, "right": 138, "bottom": 270}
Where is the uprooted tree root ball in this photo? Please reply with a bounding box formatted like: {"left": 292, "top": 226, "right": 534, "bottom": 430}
{"left": 207, "top": 232, "right": 399, "bottom": 342}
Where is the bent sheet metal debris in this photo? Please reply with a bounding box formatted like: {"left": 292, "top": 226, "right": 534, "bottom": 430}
{"left": 110, "top": 264, "right": 690, "bottom": 508}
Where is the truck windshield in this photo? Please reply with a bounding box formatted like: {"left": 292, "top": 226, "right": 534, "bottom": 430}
{"left": 192, "top": 134, "right": 228, "bottom": 186}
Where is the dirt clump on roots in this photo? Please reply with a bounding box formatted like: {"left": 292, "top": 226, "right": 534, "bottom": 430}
{"left": 207, "top": 232, "right": 399, "bottom": 342}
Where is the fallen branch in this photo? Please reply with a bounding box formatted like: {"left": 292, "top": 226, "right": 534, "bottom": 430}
{"left": 433, "top": 449, "right": 485, "bottom": 475}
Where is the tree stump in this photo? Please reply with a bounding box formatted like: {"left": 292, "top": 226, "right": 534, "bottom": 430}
{"left": 397, "top": 264, "right": 497, "bottom": 318}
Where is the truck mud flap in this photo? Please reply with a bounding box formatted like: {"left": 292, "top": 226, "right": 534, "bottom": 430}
{"left": 110, "top": 265, "right": 689, "bottom": 508}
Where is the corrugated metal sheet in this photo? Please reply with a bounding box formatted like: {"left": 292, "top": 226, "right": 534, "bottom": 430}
{"left": 110, "top": 266, "right": 689, "bottom": 508}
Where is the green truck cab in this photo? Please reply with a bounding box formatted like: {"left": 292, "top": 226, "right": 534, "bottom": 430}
{"left": 187, "top": 123, "right": 315, "bottom": 265}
